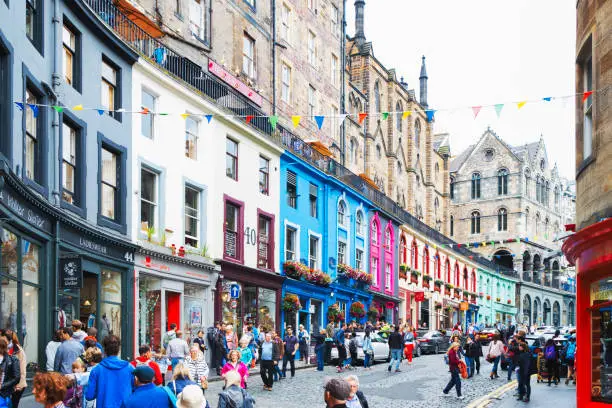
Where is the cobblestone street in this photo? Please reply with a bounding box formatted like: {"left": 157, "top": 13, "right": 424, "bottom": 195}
{"left": 204, "top": 353, "right": 522, "bottom": 408}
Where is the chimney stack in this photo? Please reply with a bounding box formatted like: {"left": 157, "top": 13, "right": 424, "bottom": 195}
{"left": 419, "top": 55, "right": 428, "bottom": 108}
{"left": 354, "top": 0, "right": 366, "bottom": 48}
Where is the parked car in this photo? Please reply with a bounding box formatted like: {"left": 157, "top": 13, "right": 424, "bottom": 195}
{"left": 534, "top": 326, "right": 555, "bottom": 336}
{"left": 476, "top": 328, "right": 498, "bottom": 345}
{"left": 417, "top": 330, "right": 450, "bottom": 354}
{"left": 330, "top": 331, "right": 390, "bottom": 364}
{"left": 525, "top": 335, "right": 546, "bottom": 357}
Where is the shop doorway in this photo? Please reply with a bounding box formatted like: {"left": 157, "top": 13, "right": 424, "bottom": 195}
{"left": 80, "top": 272, "right": 98, "bottom": 330}
{"left": 310, "top": 300, "right": 322, "bottom": 333}
{"left": 165, "top": 291, "right": 181, "bottom": 332}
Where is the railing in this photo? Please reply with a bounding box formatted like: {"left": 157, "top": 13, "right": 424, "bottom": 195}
{"left": 84, "top": 0, "right": 518, "bottom": 278}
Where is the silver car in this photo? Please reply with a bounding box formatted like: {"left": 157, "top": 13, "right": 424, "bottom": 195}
{"left": 330, "top": 332, "right": 390, "bottom": 362}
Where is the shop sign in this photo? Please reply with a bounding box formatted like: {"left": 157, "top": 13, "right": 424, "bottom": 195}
{"left": 230, "top": 299, "right": 238, "bottom": 309}
{"left": 59, "top": 256, "right": 82, "bottom": 289}
{"left": 59, "top": 225, "right": 135, "bottom": 263}
{"left": 208, "top": 60, "right": 263, "bottom": 106}
{"left": 0, "top": 186, "right": 51, "bottom": 233}
{"left": 415, "top": 292, "right": 425, "bottom": 302}
{"left": 459, "top": 302, "right": 469, "bottom": 311}
{"left": 385, "top": 301, "right": 395, "bottom": 309}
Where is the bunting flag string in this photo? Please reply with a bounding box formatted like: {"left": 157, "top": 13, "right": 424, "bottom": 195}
{"left": 10, "top": 88, "right": 604, "bottom": 126}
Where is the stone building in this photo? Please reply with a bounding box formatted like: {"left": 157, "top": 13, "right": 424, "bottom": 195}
{"left": 450, "top": 128, "right": 576, "bottom": 326}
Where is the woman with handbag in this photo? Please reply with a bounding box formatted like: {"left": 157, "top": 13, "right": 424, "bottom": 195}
{"left": 441, "top": 342, "right": 464, "bottom": 400}
{"left": 486, "top": 333, "right": 505, "bottom": 379}
{"left": 403, "top": 325, "right": 415, "bottom": 364}
{"left": 362, "top": 330, "right": 374, "bottom": 370}
{"left": 185, "top": 346, "right": 210, "bottom": 393}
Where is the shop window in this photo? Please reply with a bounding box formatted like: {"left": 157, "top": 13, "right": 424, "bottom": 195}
{"left": 185, "top": 117, "right": 198, "bottom": 160}
{"left": 62, "top": 21, "right": 80, "bottom": 91}
{"left": 258, "top": 288, "right": 276, "bottom": 330}
{"left": 309, "top": 183, "right": 318, "bottom": 218}
{"left": 257, "top": 213, "right": 273, "bottom": 270}
{"left": 183, "top": 283, "right": 206, "bottom": 343}
{"left": 101, "top": 58, "right": 121, "bottom": 121}
{"left": 259, "top": 156, "right": 269, "bottom": 195}
{"left": 285, "top": 226, "right": 296, "bottom": 261}
{"left": 286, "top": 171, "right": 297, "bottom": 209}
{"left": 226, "top": 138, "right": 238, "bottom": 180}
{"left": 184, "top": 185, "right": 201, "bottom": 248}
{"left": 0, "top": 229, "right": 41, "bottom": 386}
{"left": 590, "top": 278, "right": 612, "bottom": 403}
{"left": 138, "top": 275, "right": 162, "bottom": 350}
{"left": 100, "top": 269, "right": 122, "bottom": 339}
{"left": 224, "top": 197, "right": 243, "bottom": 262}
{"left": 140, "top": 167, "right": 158, "bottom": 234}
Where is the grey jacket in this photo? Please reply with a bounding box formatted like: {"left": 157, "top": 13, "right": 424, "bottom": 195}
{"left": 54, "top": 339, "right": 84, "bottom": 374}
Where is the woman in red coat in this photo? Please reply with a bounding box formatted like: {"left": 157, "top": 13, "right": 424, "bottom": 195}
{"left": 442, "top": 342, "right": 464, "bottom": 400}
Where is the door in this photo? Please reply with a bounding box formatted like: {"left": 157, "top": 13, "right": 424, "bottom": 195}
{"left": 310, "top": 300, "right": 322, "bottom": 334}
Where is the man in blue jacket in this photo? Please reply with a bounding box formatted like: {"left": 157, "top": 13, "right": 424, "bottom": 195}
{"left": 86, "top": 335, "right": 134, "bottom": 408}
{"left": 121, "top": 366, "right": 172, "bottom": 408}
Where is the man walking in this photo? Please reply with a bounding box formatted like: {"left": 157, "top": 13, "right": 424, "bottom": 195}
{"left": 335, "top": 323, "right": 347, "bottom": 372}
{"left": 282, "top": 327, "right": 299, "bottom": 378}
{"left": 167, "top": 330, "right": 190, "bottom": 369}
{"left": 260, "top": 333, "right": 278, "bottom": 391}
{"left": 54, "top": 327, "right": 84, "bottom": 374}
{"left": 387, "top": 325, "right": 403, "bottom": 373}
{"left": 120, "top": 366, "right": 170, "bottom": 408}
{"left": 86, "top": 335, "right": 134, "bottom": 408}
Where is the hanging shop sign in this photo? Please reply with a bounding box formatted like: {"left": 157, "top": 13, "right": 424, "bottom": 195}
{"left": 459, "top": 302, "right": 469, "bottom": 311}
{"left": 385, "top": 301, "right": 395, "bottom": 309}
{"left": 59, "top": 256, "right": 82, "bottom": 289}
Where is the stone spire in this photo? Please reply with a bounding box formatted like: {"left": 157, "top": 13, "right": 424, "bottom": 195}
{"left": 419, "top": 55, "right": 428, "bottom": 108}
{"left": 354, "top": 0, "right": 366, "bottom": 48}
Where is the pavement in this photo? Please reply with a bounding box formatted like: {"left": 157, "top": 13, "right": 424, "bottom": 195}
{"left": 484, "top": 376, "right": 577, "bottom": 408}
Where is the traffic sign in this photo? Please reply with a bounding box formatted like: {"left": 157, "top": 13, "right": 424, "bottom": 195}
{"left": 230, "top": 283, "right": 241, "bottom": 299}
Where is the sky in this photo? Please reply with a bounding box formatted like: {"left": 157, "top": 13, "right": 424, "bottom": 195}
{"left": 346, "top": 0, "right": 577, "bottom": 180}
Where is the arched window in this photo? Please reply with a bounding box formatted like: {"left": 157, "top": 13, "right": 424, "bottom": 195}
{"left": 396, "top": 101, "right": 402, "bottom": 131}
{"left": 423, "top": 247, "right": 430, "bottom": 275}
{"left": 338, "top": 200, "right": 346, "bottom": 227}
{"left": 371, "top": 220, "right": 378, "bottom": 245}
{"left": 524, "top": 168, "right": 531, "bottom": 197}
{"left": 471, "top": 173, "right": 481, "bottom": 199}
{"left": 445, "top": 259, "right": 451, "bottom": 282}
{"left": 411, "top": 240, "right": 418, "bottom": 269}
{"left": 498, "top": 208, "right": 508, "bottom": 231}
{"left": 374, "top": 81, "right": 381, "bottom": 113}
{"left": 397, "top": 161, "right": 402, "bottom": 176}
{"left": 385, "top": 228, "right": 392, "bottom": 249}
{"left": 435, "top": 163, "right": 440, "bottom": 182}
{"left": 463, "top": 267, "right": 468, "bottom": 290}
{"left": 554, "top": 186, "right": 560, "bottom": 210}
{"left": 471, "top": 211, "right": 481, "bottom": 234}
{"left": 435, "top": 253, "right": 441, "bottom": 279}
{"left": 545, "top": 181, "right": 550, "bottom": 206}
{"left": 536, "top": 177, "right": 541, "bottom": 203}
{"left": 454, "top": 264, "right": 460, "bottom": 287}
{"left": 471, "top": 269, "right": 477, "bottom": 292}
{"left": 414, "top": 120, "right": 421, "bottom": 150}
{"left": 535, "top": 213, "right": 541, "bottom": 235}
{"left": 498, "top": 169, "right": 508, "bottom": 195}
{"left": 450, "top": 215, "right": 454, "bottom": 236}
{"left": 355, "top": 210, "right": 364, "bottom": 235}
{"left": 450, "top": 176, "right": 455, "bottom": 199}
{"left": 400, "top": 236, "right": 407, "bottom": 264}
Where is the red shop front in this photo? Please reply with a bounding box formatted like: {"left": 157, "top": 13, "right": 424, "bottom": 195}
{"left": 563, "top": 218, "right": 612, "bottom": 406}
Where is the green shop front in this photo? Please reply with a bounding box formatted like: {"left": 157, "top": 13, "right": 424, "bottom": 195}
{"left": 0, "top": 167, "right": 137, "bottom": 384}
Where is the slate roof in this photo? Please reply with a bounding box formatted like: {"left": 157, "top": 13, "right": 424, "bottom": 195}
{"left": 449, "top": 144, "right": 475, "bottom": 173}
{"left": 510, "top": 142, "right": 539, "bottom": 161}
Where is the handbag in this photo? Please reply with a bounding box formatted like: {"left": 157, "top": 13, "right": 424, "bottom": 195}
{"left": 200, "top": 376, "right": 209, "bottom": 390}
{"left": 486, "top": 354, "right": 495, "bottom": 363}
{"left": 458, "top": 361, "right": 468, "bottom": 379}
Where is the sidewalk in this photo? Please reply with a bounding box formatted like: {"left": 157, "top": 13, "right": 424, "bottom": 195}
{"left": 492, "top": 380, "right": 576, "bottom": 408}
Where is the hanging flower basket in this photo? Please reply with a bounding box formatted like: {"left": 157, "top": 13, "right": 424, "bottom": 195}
{"left": 338, "top": 263, "right": 360, "bottom": 280}
{"left": 423, "top": 275, "right": 434, "bottom": 282}
{"left": 367, "top": 306, "right": 380, "bottom": 321}
{"left": 349, "top": 302, "right": 366, "bottom": 318}
{"left": 282, "top": 294, "right": 301, "bottom": 313}
{"left": 327, "top": 304, "right": 342, "bottom": 323}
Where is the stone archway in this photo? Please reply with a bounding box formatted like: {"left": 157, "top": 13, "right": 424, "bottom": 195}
{"left": 523, "top": 294, "right": 532, "bottom": 326}
{"left": 568, "top": 301, "right": 575, "bottom": 326}
{"left": 532, "top": 255, "right": 542, "bottom": 283}
{"left": 522, "top": 251, "right": 531, "bottom": 281}
{"left": 543, "top": 299, "right": 551, "bottom": 326}
{"left": 533, "top": 297, "right": 541, "bottom": 325}
{"left": 493, "top": 249, "right": 514, "bottom": 270}
{"left": 553, "top": 301, "right": 561, "bottom": 327}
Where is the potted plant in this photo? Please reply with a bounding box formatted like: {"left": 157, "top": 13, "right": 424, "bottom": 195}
{"left": 282, "top": 294, "right": 301, "bottom": 313}
{"left": 434, "top": 279, "right": 444, "bottom": 292}
{"left": 357, "top": 271, "right": 373, "bottom": 288}
{"left": 444, "top": 283, "right": 454, "bottom": 296}
{"left": 349, "top": 302, "right": 366, "bottom": 318}
{"left": 283, "top": 261, "right": 307, "bottom": 279}
{"left": 327, "top": 303, "right": 341, "bottom": 322}
{"left": 399, "top": 264, "right": 409, "bottom": 280}
{"left": 486, "top": 295, "right": 491, "bottom": 300}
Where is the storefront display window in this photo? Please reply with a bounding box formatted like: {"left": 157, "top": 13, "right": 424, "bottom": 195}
{"left": 100, "top": 269, "right": 122, "bottom": 339}
{"left": 221, "top": 283, "right": 277, "bottom": 334}
{"left": 258, "top": 288, "right": 276, "bottom": 331}
{"left": 138, "top": 275, "right": 162, "bottom": 349}
{"left": 590, "top": 278, "right": 612, "bottom": 403}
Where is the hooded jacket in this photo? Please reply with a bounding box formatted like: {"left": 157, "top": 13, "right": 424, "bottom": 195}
{"left": 120, "top": 382, "right": 170, "bottom": 408}
{"left": 86, "top": 356, "right": 135, "bottom": 408}
{"left": 218, "top": 384, "right": 254, "bottom": 408}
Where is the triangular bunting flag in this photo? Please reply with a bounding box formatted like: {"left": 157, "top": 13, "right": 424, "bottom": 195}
{"left": 381, "top": 112, "right": 389, "bottom": 120}
{"left": 14, "top": 102, "right": 24, "bottom": 111}
{"left": 245, "top": 115, "right": 254, "bottom": 124}
{"left": 402, "top": 111, "right": 411, "bottom": 120}
{"left": 449, "top": 244, "right": 453, "bottom": 249}
{"left": 52, "top": 106, "right": 64, "bottom": 113}
{"left": 490, "top": 241, "right": 495, "bottom": 246}
{"left": 338, "top": 114, "right": 348, "bottom": 125}
{"left": 426, "top": 110, "right": 435, "bottom": 122}
{"left": 205, "top": 114, "right": 213, "bottom": 123}
{"left": 73, "top": 104, "right": 83, "bottom": 111}
{"left": 140, "top": 107, "right": 150, "bottom": 115}
{"left": 292, "top": 116, "right": 301, "bottom": 128}
{"left": 472, "top": 106, "right": 482, "bottom": 119}
{"left": 268, "top": 115, "right": 278, "bottom": 130}
{"left": 481, "top": 242, "right": 486, "bottom": 247}
{"left": 314, "top": 116, "right": 324, "bottom": 130}
{"left": 494, "top": 104, "right": 504, "bottom": 118}
{"left": 97, "top": 109, "right": 105, "bottom": 116}
{"left": 516, "top": 101, "right": 527, "bottom": 109}
{"left": 28, "top": 104, "right": 39, "bottom": 118}
{"left": 180, "top": 113, "right": 190, "bottom": 120}
{"left": 358, "top": 112, "right": 367, "bottom": 125}
{"left": 116, "top": 108, "right": 126, "bottom": 113}
{"left": 542, "top": 97, "right": 552, "bottom": 102}
{"left": 516, "top": 238, "right": 520, "bottom": 243}
{"left": 582, "top": 90, "right": 593, "bottom": 103}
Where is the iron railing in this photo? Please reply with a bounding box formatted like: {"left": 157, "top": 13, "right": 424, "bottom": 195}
{"left": 84, "top": 0, "right": 518, "bottom": 278}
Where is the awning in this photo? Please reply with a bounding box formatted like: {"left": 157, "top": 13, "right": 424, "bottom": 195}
{"left": 359, "top": 173, "right": 379, "bottom": 190}
{"left": 114, "top": 0, "right": 164, "bottom": 38}
{"left": 307, "top": 141, "right": 333, "bottom": 157}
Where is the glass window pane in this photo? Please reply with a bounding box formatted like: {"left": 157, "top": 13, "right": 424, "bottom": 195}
{"left": 258, "top": 288, "right": 276, "bottom": 331}
{"left": 23, "top": 284, "right": 39, "bottom": 366}
{"left": 101, "top": 269, "right": 121, "bottom": 303}
{"left": 138, "top": 275, "right": 161, "bottom": 350}
{"left": 101, "top": 184, "right": 116, "bottom": 219}
{"left": 22, "top": 240, "right": 39, "bottom": 284}
{"left": 101, "top": 149, "right": 117, "bottom": 186}
{"left": 140, "top": 169, "right": 156, "bottom": 203}
{"left": 101, "top": 61, "right": 116, "bottom": 85}
{"left": 0, "top": 279, "right": 18, "bottom": 341}
{"left": 1, "top": 230, "right": 18, "bottom": 277}
{"left": 184, "top": 283, "right": 206, "bottom": 344}
{"left": 100, "top": 302, "right": 121, "bottom": 339}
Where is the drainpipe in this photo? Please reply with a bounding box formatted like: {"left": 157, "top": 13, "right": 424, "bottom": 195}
{"left": 51, "top": 0, "right": 61, "bottom": 206}
{"left": 340, "top": 0, "right": 347, "bottom": 165}
{"left": 271, "top": 0, "right": 277, "bottom": 115}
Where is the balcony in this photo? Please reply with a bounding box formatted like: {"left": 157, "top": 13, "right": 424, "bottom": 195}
{"left": 522, "top": 272, "right": 532, "bottom": 282}
{"left": 82, "top": 0, "right": 519, "bottom": 279}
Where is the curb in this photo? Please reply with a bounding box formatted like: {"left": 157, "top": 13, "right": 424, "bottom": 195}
{"left": 207, "top": 363, "right": 316, "bottom": 383}
{"left": 465, "top": 379, "right": 518, "bottom": 408}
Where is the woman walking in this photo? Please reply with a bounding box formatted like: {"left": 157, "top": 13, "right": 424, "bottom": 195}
{"left": 487, "top": 333, "right": 505, "bottom": 379}
{"left": 403, "top": 325, "right": 415, "bottom": 365}
{"left": 441, "top": 343, "right": 464, "bottom": 400}
{"left": 362, "top": 330, "right": 374, "bottom": 370}
{"left": 298, "top": 325, "right": 310, "bottom": 363}
{"left": 221, "top": 350, "right": 249, "bottom": 389}
{"left": 184, "top": 345, "right": 209, "bottom": 393}
{"left": 2, "top": 330, "right": 27, "bottom": 407}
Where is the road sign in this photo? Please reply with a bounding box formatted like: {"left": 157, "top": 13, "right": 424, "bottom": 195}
{"left": 230, "top": 283, "right": 241, "bottom": 299}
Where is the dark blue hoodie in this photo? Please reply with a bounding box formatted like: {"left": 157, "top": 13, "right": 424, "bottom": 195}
{"left": 86, "top": 356, "right": 134, "bottom": 408}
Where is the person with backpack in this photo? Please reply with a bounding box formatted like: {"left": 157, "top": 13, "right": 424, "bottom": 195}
{"left": 348, "top": 332, "right": 359, "bottom": 369}
{"left": 441, "top": 342, "right": 464, "bottom": 400}
{"left": 403, "top": 325, "right": 415, "bottom": 365}
{"left": 218, "top": 368, "right": 255, "bottom": 408}
{"left": 564, "top": 335, "right": 577, "bottom": 385}
{"left": 543, "top": 339, "right": 559, "bottom": 385}
{"left": 131, "top": 345, "right": 164, "bottom": 386}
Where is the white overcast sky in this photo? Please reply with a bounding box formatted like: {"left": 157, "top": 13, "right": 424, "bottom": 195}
{"left": 346, "top": 0, "right": 576, "bottom": 179}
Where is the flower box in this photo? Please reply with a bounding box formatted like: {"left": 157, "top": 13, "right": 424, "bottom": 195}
{"left": 422, "top": 281, "right": 430, "bottom": 289}
{"left": 399, "top": 270, "right": 408, "bottom": 280}
{"left": 423, "top": 275, "right": 433, "bottom": 282}
{"left": 445, "top": 288, "right": 451, "bottom": 296}
{"left": 434, "top": 285, "right": 441, "bottom": 293}
{"left": 283, "top": 261, "right": 331, "bottom": 286}
{"left": 282, "top": 294, "right": 301, "bottom": 313}
{"left": 410, "top": 275, "right": 419, "bottom": 284}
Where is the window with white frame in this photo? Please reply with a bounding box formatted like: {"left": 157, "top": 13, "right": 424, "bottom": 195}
{"left": 141, "top": 89, "right": 156, "bottom": 139}
{"left": 308, "top": 30, "right": 316, "bottom": 65}
{"left": 280, "top": 3, "right": 290, "bottom": 42}
{"left": 100, "top": 147, "right": 118, "bottom": 220}
{"left": 140, "top": 168, "right": 158, "bottom": 233}
{"left": 308, "top": 85, "right": 316, "bottom": 118}
{"left": 285, "top": 226, "right": 296, "bottom": 261}
{"left": 338, "top": 241, "right": 346, "bottom": 265}
{"left": 226, "top": 138, "right": 238, "bottom": 180}
{"left": 385, "top": 263, "right": 391, "bottom": 290}
{"left": 189, "top": 0, "right": 211, "bottom": 42}
{"left": 370, "top": 257, "right": 378, "bottom": 286}
{"left": 62, "top": 24, "right": 77, "bottom": 87}
{"left": 356, "top": 210, "right": 364, "bottom": 235}
{"left": 385, "top": 228, "right": 391, "bottom": 249}
{"left": 185, "top": 116, "right": 198, "bottom": 159}
{"left": 281, "top": 63, "right": 291, "bottom": 103}
{"left": 25, "top": 88, "right": 39, "bottom": 182}
{"left": 309, "top": 235, "right": 319, "bottom": 269}
{"left": 259, "top": 156, "right": 269, "bottom": 195}
{"left": 61, "top": 121, "right": 79, "bottom": 206}
{"left": 356, "top": 248, "right": 363, "bottom": 270}
{"left": 101, "top": 59, "right": 118, "bottom": 118}
{"left": 331, "top": 54, "right": 338, "bottom": 86}
{"left": 338, "top": 200, "right": 346, "bottom": 227}
{"left": 330, "top": 4, "right": 339, "bottom": 35}
{"left": 184, "top": 185, "right": 200, "bottom": 247}
{"left": 242, "top": 33, "right": 255, "bottom": 78}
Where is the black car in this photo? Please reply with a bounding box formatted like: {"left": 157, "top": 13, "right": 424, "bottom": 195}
{"left": 417, "top": 330, "right": 450, "bottom": 354}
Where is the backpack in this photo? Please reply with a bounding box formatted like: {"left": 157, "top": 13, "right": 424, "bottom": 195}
{"left": 544, "top": 345, "right": 556, "bottom": 360}
{"left": 349, "top": 339, "right": 358, "bottom": 354}
{"left": 135, "top": 358, "right": 152, "bottom": 367}
{"left": 565, "top": 342, "right": 576, "bottom": 360}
